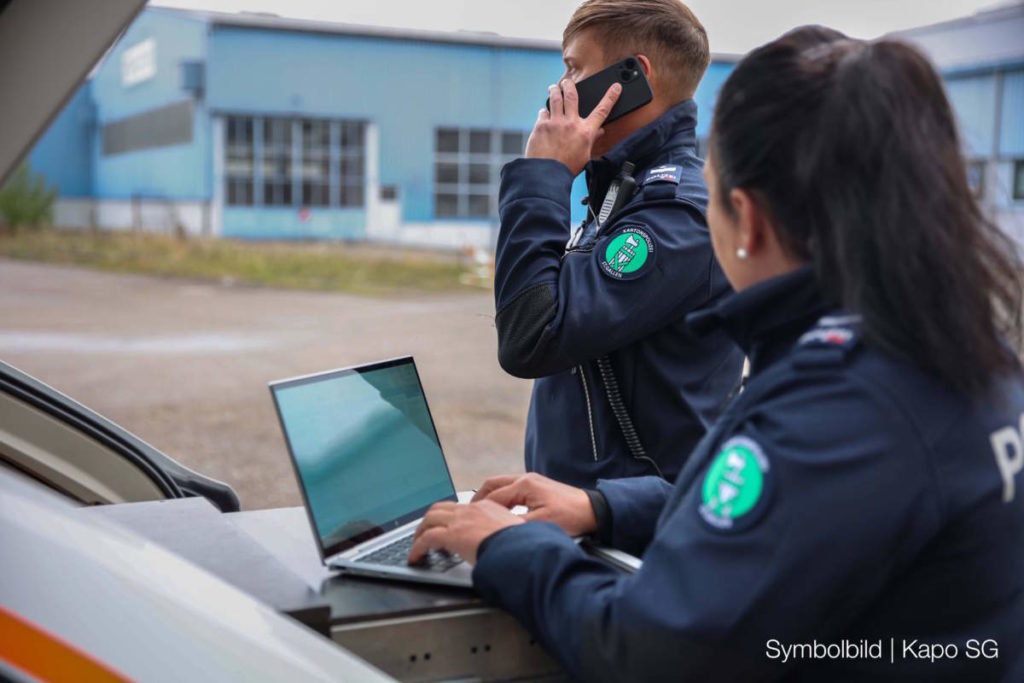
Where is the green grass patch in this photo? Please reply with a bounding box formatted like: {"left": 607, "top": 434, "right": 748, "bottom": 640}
{"left": 0, "top": 229, "right": 481, "bottom": 296}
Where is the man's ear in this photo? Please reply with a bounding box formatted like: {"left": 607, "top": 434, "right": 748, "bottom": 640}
{"left": 636, "top": 54, "right": 653, "bottom": 78}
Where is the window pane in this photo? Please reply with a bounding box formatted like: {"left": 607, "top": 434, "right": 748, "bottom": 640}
{"left": 335, "top": 120, "right": 366, "bottom": 207}
{"left": 436, "top": 161, "right": 459, "bottom": 184}
{"left": 226, "top": 158, "right": 253, "bottom": 176}
{"left": 226, "top": 116, "right": 254, "bottom": 206}
{"left": 264, "top": 118, "right": 291, "bottom": 145}
{"left": 302, "top": 172, "right": 329, "bottom": 206}
{"left": 1015, "top": 161, "right": 1024, "bottom": 200}
{"left": 341, "top": 184, "right": 364, "bottom": 207}
{"left": 262, "top": 157, "right": 292, "bottom": 178}
{"left": 345, "top": 122, "right": 364, "bottom": 147}
{"left": 502, "top": 132, "right": 523, "bottom": 155}
{"left": 301, "top": 156, "right": 329, "bottom": 180}
{"left": 341, "top": 156, "right": 364, "bottom": 180}
{"left": 469, "top": 130, "right": 490, "bottom": 153}
{"left": 227, "top": 179, "right": 254, "bottom": 206}
{"left": 437, "top": 129, "right": 460, "bottom": 153}
{"left": 468, "top": 163, "right": 489, "bottom": 184}
{"left": 262, "top": 118, "right": 294, "bottom": 206}
{"left": 303, "top": 183, "right": 329, "bottom": 206}
{"left": 227, "top": 117, "right": 253, "bottom": 145}
{"left": 435, "top": 193, "right": 458, "bottom": 217}
{"left": 303, "top": 120, "right": 329, "bottom": 149}
{"left": 468, "top": 194, "right": 490, "bottom": 217}
{"left": 434, "top": 126, "right": 511, "bottom": 217}
{"left": 261, "top": 159, "right": 276, "bottom": 177}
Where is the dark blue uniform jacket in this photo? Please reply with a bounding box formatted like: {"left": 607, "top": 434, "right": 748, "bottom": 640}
{"left": 474, "top": 267, "right": 1024, "bottom": 681}
{"left": 494, "top": 100, "right": 743, "bottom": 487}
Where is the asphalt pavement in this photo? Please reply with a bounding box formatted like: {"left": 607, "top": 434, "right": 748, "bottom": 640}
{"left": 0, "top": 259, "right": 531, "bottom": 509}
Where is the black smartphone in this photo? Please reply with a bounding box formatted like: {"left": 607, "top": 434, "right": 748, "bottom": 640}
{"left": 547, "top": 56, "right": 653, "bottom": 124}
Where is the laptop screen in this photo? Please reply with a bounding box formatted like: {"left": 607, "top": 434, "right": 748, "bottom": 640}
{"left": 271, "top": 357, "right": 457, "bottom": 557}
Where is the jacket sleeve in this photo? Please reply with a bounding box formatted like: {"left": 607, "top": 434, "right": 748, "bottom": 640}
{"left": 471, "top": 372, "right": 942, "bottom": 681}
{"left": 593, "top": 475, "right": 673, "bottom": 555}
{"left": 493, "top": 158, "right": 716, "bottom": 379}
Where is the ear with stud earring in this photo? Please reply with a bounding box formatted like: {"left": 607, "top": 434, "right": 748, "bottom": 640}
{"left": 736, "top": 248, "right": 748, "bottom": 260}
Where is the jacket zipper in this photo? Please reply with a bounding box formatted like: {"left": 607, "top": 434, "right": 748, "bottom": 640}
{"left": 574, "top": 364, "right": 600, "bottom": 461}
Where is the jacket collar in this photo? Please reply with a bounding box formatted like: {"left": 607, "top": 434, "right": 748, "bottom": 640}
{"left": 687, "top": 266, "right": 834, "bottom": 372}
{"left": 585, "top": 99, "right": 699, "bottom": 189}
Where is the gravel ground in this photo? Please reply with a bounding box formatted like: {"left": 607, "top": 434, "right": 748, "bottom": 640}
{"left": 0, "top": 259, "right": 531, "bottom": 509}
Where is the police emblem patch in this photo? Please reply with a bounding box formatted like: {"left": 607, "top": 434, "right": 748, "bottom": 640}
{"left": 599, "top": 226, "right": 655, "bottom": 280}
{"left": 699, "top": 436, "right": 771, "bottom": 531}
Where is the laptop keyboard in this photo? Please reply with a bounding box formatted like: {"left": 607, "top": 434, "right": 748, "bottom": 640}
{"left": 355, "top": 533, "right": 463, "bottom": 572}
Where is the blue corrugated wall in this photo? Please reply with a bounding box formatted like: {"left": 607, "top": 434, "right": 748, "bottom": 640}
{"left": 28, "top": 84, "right": 94, "bottom": 197}
{"left": 88, "top": 8, "right": 210, "bottom": 201}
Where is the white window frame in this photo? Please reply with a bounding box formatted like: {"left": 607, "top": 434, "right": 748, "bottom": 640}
{"left": 434, "top": 128, "right": 527, "bottom": 218}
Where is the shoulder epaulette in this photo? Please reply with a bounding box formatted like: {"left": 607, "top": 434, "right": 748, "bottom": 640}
{"left": 793, "top": 314, "right": 863, "bottom": 368}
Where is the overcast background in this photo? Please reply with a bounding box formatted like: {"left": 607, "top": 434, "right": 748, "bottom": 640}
{"left": 154, "top": 0, "right": 1008, "bottom": 54}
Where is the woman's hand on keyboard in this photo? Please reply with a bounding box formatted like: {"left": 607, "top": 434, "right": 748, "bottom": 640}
{"left": 408, "top": 499, "right": 523, "bottom": 566}
{"left": 478, "top": 472, "right": 597, "bottom": 537}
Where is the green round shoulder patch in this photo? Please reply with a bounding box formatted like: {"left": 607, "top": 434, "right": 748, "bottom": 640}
{"left": 699, "top": 436, "right": 771, "bottom": 531}
{"left": 599, "top": 226, "right": 655, "bottom": 280}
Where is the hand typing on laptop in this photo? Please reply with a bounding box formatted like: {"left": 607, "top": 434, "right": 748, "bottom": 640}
{"left": 408, "top": 473, "right": 597, "bottom": 565}
{"left": 407, "top": 499, "right": 522, "bottom": 565}
{"left": 472, "top": 473, "right": 598, "bottom": 537}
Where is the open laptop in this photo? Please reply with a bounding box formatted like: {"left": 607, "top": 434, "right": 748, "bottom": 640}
{"left": 269, "top": 357, "right": 473, "bottom": 588}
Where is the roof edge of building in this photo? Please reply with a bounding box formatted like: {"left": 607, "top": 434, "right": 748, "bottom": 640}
{"left": 892, "top": 0, "right": 1024, "bottom": 38}
{"left": 149, "top": 4, "right": 742, "bottom": 61}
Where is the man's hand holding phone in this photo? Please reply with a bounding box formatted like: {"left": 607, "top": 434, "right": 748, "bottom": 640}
{"left": 526, "top": 78, "right": 621, "bottom": 176}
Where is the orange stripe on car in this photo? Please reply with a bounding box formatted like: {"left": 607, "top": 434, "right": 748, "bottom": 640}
{"left": 0, "top": 605, "right": 130, "bottom": 682}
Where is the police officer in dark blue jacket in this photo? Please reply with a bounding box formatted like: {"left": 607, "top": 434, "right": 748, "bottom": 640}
{"left": 411, "top": 28, "right": 1024, "bottom": 681}
{"left": 493, "top": 0, "right": 744, "bottom": 487}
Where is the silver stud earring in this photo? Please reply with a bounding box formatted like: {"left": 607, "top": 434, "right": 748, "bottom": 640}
{"left": 736, "top": 248, "right": 748, "bottom": 260}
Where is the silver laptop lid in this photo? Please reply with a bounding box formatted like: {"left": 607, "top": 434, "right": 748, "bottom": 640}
{"left": 270, "top": 357, "right": 457, "bottom": 561}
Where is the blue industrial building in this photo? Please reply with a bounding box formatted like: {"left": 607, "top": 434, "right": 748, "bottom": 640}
{"left": 897, "top": 2, "right": 1024, "bottom": 245}
{"left": 25, "top": 6, "right": 735, "bottom": 248}
{"left": 25, "top": 3, "right": 1024, "bottom": 248}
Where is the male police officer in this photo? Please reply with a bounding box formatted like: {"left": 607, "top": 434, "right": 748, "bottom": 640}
{"left": 492, "top": 0, "right": 743, "bottom": 487}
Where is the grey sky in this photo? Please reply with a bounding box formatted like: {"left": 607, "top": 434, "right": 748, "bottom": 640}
{"left": 152, "top": 0, "right": 1006, "bottom": 54}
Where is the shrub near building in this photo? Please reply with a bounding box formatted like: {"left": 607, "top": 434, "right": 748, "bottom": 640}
{"left": 0, "top": 164, "right": 56, "bottom": 232}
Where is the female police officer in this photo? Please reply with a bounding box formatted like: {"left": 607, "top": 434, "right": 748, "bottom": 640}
{"left": 408, "top": 27, "right": 1024, "bottom": 681}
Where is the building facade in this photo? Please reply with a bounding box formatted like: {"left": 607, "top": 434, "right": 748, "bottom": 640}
{"left": 26, "top": 7, "right": 734, "bottom": 249}
{"left": 895, "top": 2, "right": 1024, "bottom": 245}
{"left": 26, "top": 4, "right": 1024, "bottom": 249}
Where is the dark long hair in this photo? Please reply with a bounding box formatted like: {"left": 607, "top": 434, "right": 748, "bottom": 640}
{"left": 711, "top": 27, "right": 1024, "bottom": 395}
